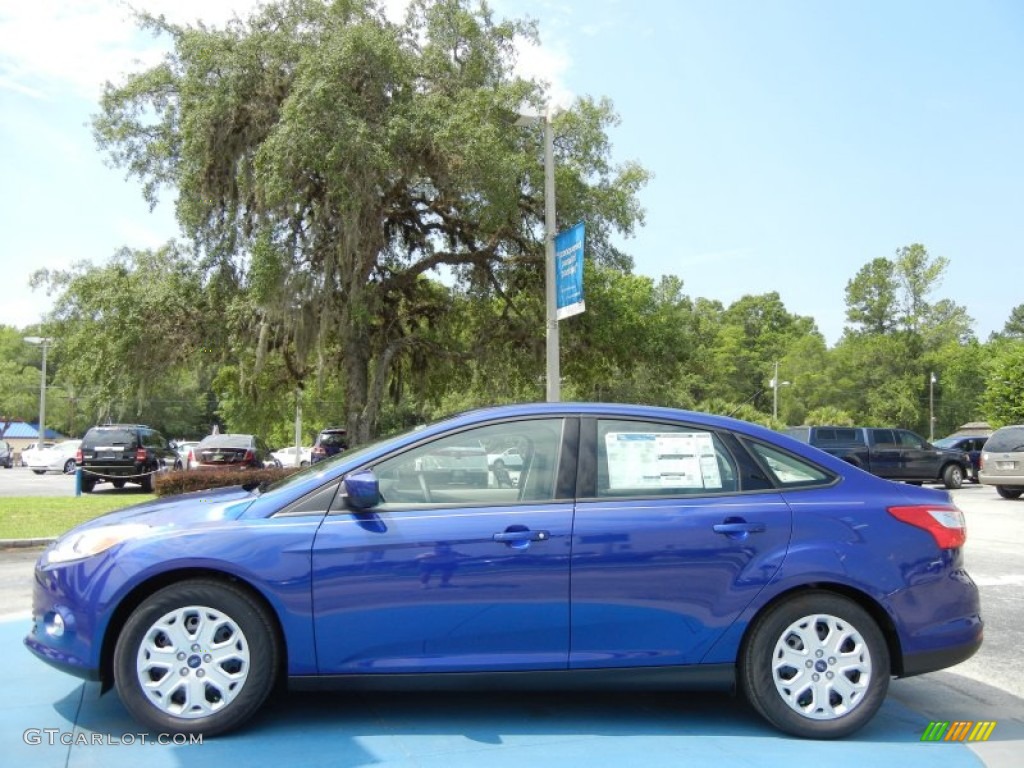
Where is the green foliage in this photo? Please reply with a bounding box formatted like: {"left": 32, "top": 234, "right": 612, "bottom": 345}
{"left": 982, "top": 341, "right": 1024, "bottom": 427}
{"left": 802, "top": 406, "right": 856, "bottom": 426}
{"left": 93, "top": 0, "right": 651, "bottom": 443}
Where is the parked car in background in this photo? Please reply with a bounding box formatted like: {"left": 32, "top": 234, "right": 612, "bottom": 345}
{"left": 77, "top": 425, "right": 180, "bottom": 493}
{"left": 27, "top": 440, "right": 82, "bottom": 475}
{"left": 191, "top": 433, "right": 278, "bottom": 469}
{"left": 271, "top": 445, "right": 312, "bottom": 467}
{"left": 978, "top": 424, "right": 1024, "bottom": 499}
{"left": 26, "top": 403, "right": 982, "bottom": 740}
{"left": 933, "top": 434, "right": 989, "bottom": 482}
{"left": 0, "top": 439, "right": 13, "bottom": 469}
{"left": 19, "top": 441, "right": 55, "bottom": 467}
{"left": 311, "top": 427, "right": 348, "bottom": 463}
{"left": 784, "top": 425, "right": 971, "bottom": 489}
{"left": 174, "top": 440, "right": 200, "bottom": 468}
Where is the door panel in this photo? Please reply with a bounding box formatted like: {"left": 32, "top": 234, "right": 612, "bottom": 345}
{"left": 569, "top": 418, "right": 792, "bottom": 668}
{"left": 312, "top": 417, "right": 574, "bottom": 674}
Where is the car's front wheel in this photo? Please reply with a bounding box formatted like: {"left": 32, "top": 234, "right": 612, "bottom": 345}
{"left": 942, "top": 463, "right": 964, "bottom": 490}
{"left": 996, "top": 486, "right": 1023, "bottom": 500}
{"left": 113, "top": 580, "right": 279, "bottom": 736}
{"left": 740, "top": 591, "right": 889, "bottom": 739}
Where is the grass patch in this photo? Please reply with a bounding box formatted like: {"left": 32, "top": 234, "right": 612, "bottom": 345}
{"left": 0, "top": 494, "right": 156, "bottom": 540}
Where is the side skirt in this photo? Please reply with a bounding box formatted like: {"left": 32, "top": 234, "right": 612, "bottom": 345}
{"left": 289, "top": 664, "right": 736, "bottom": 693}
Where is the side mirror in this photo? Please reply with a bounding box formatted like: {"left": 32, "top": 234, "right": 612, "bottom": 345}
{"left": 344, "top": 469, "right": 380, "bottom": 510}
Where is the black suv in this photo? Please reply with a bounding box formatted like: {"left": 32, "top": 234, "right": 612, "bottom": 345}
{"left": 77, "top": 424, "right": 181, "bottom": 493}
{"left": 312, "top": 427, "right": 348, "bottom": 464}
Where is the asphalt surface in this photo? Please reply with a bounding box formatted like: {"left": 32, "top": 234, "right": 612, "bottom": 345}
{"left": 1, "top": 477, "right": 1021, "bottom": 766}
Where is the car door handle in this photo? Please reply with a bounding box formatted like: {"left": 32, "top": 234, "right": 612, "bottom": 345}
{"left": 713, "top": 521, "right": 766, "bottom": 534}
{"left": 493, "top": 529, "right": 550, "bottom": 543}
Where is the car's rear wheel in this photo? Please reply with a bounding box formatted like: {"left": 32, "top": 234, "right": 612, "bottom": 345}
{"left": 740, "top": 591, "right": 889, "bottom": 739}
{"left": 942, "top": 463, "right": 964, "bottom": 490}
{"left": 996, "top": 486, "right": 1023, "bottom": 500}
{"left": 141, "top": 466, "right": 155, "bottom": 493}
{"left": 63, "top": 459, "right": 76, "bottom": 475}
{"left": 113, "top": 580, "right": 278, "bottom": 736}
{"left": 81, "top": 476, "right": 96, "bottom": 493}
{"left": 112, "top": 479, "right": 126, "bottom": 489}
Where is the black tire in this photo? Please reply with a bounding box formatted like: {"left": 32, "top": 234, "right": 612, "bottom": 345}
{"left": 996, "top": 486, "right": 1023, "bottom": 500}
{"left": 112, "top": 479, "right": 126, "bottom": 489}
{"left": 942, "top": 463, "right": 964, "bottom": 490}
{"left": 81, "top": 476, "right": 96, "bottom": 493}
{"left": 141, "top": 466, "right": 155, "bottom": 493}
{"left": 113, "top": 580, "right": 279, "bottom": 736}
{"left": 740, "top": 591, "right": 890, "bottom": 739}
{"left": 32, "top": 469, "right": 45, "bottom": 475}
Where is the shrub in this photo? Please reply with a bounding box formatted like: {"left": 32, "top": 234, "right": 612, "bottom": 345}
{"left": 154, "top": 467, "right": 303, "bottom": 497}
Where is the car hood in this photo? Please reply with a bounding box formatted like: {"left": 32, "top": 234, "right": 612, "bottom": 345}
{"left": 62, "top": 485, "right": 257, "bottom": 535}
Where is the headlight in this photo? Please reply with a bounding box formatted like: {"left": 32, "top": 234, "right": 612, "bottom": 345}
{"left": 47, "top": 523, "right": 152, "bottom": 564}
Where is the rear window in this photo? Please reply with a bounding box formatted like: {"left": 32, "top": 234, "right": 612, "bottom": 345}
{"left": 318, "top": 431, "right": 348, "bottom": 447}
{"left": 985, "top": 426, "right": 1024, "bottom": 453}
{"left": 83, "top": 428, "right": 137, "bottom": 447}
{"left": 198, "top": 435, "right": 253, "bottom": 449}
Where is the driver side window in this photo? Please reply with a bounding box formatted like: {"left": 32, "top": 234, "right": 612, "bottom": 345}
{"left": 373, "top": 418, "right": 565, "bottom": 507}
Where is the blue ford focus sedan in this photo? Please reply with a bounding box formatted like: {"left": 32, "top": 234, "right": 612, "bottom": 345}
{"left": 25, "top": 403, "right": 982, "bottom": 739}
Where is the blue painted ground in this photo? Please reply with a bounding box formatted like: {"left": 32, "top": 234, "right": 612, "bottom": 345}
{"left": 2, "top": 619, "right": 982, "bottom": 768}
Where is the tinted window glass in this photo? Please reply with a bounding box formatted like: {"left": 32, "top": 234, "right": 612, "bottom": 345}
{"left": 83, "top": 428, "right": 137, "bottom": 447}
{"left": 834, "top": 428, "right": 860, "bottom": 442}
{"left": 870, "top": 429, "right": 896, "bottom": 446}
{"left": 985, "top": 427, "right": 1024, "bottom": 453}
{"left": 596, "top": 419, "right": 737, "bottom": 497}
{"left": 897, "top": 431, "right": 925, "bottom": 448}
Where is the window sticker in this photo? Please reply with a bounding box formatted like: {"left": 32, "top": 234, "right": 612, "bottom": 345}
{"left": 605, "top": 432, "right": 722, "bottom": 490}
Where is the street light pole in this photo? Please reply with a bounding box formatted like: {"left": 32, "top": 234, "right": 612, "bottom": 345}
{"left": 542, "top": 111, "right": 559, "bottom": 402}
{"left": 24, "top": 336, "right": 50, "bottom": 446}
{"left": 929, "top": 372, "right": 936, "bottom": 441}
{"left": 517, "top": 109, "right": 560, "bottom": 402}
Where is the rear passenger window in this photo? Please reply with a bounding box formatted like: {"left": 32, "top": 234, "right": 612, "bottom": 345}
{"left": 596, "top": 419, "right": 737, "bottom": 497}
{"left": 746, "top": 442, "right": 835, "bottom": 488}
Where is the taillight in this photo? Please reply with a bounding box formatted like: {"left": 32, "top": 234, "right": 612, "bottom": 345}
{"left": 188, "top": 449, "right": 194, "bottom": 464}
{"left": 888, "top": 505, "right": 966, "bottom": 549}
{"left": 135, "top": 447, "right": 147, "bottom": 462}
{"left": 75, "top": 449, "right": 83, "bottom": 463}
{"left": 243, "top": 450, "right": 255, "bottom": 463}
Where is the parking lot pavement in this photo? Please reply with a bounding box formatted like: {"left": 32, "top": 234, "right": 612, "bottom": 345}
{"left": 0, "top": 465, "right": 148, "bottom": 497}
{"left": 1, "top": 617, "right": 987, "bottom": 768}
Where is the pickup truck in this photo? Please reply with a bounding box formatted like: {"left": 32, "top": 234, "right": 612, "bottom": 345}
{"left": 784, "top": 426, "right": 971, "bottom": 489}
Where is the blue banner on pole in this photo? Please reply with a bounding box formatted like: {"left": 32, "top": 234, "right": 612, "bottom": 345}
{"left": 555, "top": 222, "right": 585, "bottom": 320}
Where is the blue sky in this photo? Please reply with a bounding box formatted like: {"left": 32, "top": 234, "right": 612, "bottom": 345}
{"left": 1, "top": 0, "right": 1022, "bottom": 346}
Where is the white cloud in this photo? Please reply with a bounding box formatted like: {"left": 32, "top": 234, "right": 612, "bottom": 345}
{"left": 0, "top": 0, "right": 266, "bottom": 101}
{"left": 0, "top": 0, "right": 573, "bottom": 105}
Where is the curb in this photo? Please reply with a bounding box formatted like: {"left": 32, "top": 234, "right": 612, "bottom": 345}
{"left": 0, "top": 538, "right": 54, "bottom": 549}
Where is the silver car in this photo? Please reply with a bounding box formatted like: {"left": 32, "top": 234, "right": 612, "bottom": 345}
{"left": 978, "top": 424, "right": 1024, "bottom": 499}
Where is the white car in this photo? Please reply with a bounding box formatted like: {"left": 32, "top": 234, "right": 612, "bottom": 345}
{"left": 28, "top": 439, "right": 82, "bottom": 475}
{"left": 271, "top": 445, "right": 312, "bottom": 467}
{"left": 19, "top": 441, "right": 55, "bottom": 467}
